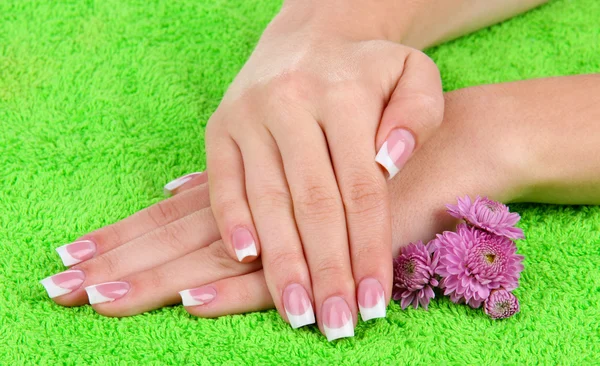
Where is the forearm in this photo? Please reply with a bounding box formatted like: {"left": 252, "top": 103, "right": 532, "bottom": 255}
{"left": 452, "top": 75, "right": 600, "bottom": 205}
{"left": 274, "top": 0, "right": 548, "bottom": 48}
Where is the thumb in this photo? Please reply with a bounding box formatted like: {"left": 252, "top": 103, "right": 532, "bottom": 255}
{"left": 375, "top": 50, "right": 444, "bottom": 179}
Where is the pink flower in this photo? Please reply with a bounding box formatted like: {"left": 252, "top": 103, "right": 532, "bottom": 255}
{"left": 484, "top": 289, "right": 520, "bottom": 319}
{"left": 434, "top": 224, "right": 524, "bottom": 308}
{"left": 446, "top": 196, "right": 525, "bottom": 240}
{"left": 393, "top": 241, "right": 439, "bottom": 310}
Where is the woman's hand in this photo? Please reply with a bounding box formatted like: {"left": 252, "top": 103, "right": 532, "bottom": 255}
{"left": 202, "top": 4, "right": 444, "bottom": 340}
{"left": 39, "top": 0, "right": 560, "bottom": 341}
{"left": 42, "top": 84, "right": 526, "bottom": 340}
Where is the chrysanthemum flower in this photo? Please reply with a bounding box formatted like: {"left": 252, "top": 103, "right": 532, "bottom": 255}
{"left": 393, "top": 241, "right": 439, "bottom": 310}
{"left": 446, "top": 196, "right": 525, "bottom": 240}
{"left": 434, "top": 224, "right": 524, "bottom": 308}
{"left": 484, "top": 289, "right": 520, "bottom": 319}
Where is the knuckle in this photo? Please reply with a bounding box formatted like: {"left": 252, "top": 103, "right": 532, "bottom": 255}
{"left": 205, "top": 111, "right": 226, "bottom": 137}
{"left": 146, "top": 200, "right": 180, "bottom": 227}
{"left": 294, "top": 183, "right": 342, "bottom": 221}
{"left": 87, "top": 254, "right": 121, "bottom": 278}
{"left": 398, "top": 92, "right": 444, "bottom": 135}
{"left": 325, "top": 80, "right": 368, "bottom": 106}
{"left": 207, "top": 242, "right": 239, "bottom": 272}
{"left": 312, "top": 257, "right": 352, "bottom": 285}
{"left": 211, "top": 194, "right": 240, "bottom": 221}
{"left": 341, "top": 173, "right": 387, "bottom": 215}
{"left": 145, "top": 269, "right": 168, "bottom": 291}
{"left": 252, "top": 186, "right": 292, "bottom": 211}
{"left": 352, "top": 241, "right": 389, "bottom": 267}
{"left": 233, "top": 281, "right": 255, "bottom": 306}
{"left": 413, "top": 93, "right": 444, "bottom": 128}
{"left": 151, "top": 224, "right": 187, "bottom": 255}
{"left": 267, "top": 71, "right": 312, "bottom": 104}
{"left": 264, "top": 251, "right": 304, "bottom": 273}
{"left": 411, "top": 49, "right": 436, "bottom": 66}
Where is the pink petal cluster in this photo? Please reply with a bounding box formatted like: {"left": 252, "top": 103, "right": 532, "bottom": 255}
{"left": 433, "top": 224, "right": 524, "bottom": 309}
{"left": 392, "top": 241, "right": 439, "bottom": 310}
{"left": 392, "top": 196, "right": 524, "bottom": 319}
{"left": 484, "top": 289, "right": 520, "bottom": 319}
{"left": 446, "top": 196, "right": 525, "bottom": 240}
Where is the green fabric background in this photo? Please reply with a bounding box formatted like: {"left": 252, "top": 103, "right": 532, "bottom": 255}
{"left": 1, "top": 0, "right": 599, "bottom": 364}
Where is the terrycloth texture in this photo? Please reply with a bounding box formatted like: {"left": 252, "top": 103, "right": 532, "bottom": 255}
{"left": 1, "top": 0, "right": 599, "bottom": 363}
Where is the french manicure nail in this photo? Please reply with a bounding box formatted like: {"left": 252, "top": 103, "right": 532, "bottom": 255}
{"left": 55, "top": 240, "right": 96, "bottom": 266}
{"left": 85, "top": 281, "right": 130, "bottom": 305}
{"left": 232, "top": 227, "right": 257, "bottom": 261}
{"left": 163, "top": 172, "right": 204, "bottom": 196}
{"left": 283, "top": 284, "right": 315, "bottom": 329}
{"left": 179, "top": 286, "right": 217, "bottom": 306}
{"left": 40, "top": 270, "right": 85, "bottom": 298}
{"left": 375, "top": 128, "right": 415, "bottom": 179}
{"left": 358, "top": 278, "right": 386, "bottom": 321}
{"left": 322, "top": 296, "right": 354, "bottom": 341}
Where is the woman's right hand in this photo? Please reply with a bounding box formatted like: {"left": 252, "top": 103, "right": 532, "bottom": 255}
{"left": 202, "top": 1, "right": 446, "bottom": 339}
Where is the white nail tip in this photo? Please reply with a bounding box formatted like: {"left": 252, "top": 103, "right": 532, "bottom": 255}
{"left": 85, "top": 283, "right": 123, "bottom": 305}
{"left": 163, "top": 172, "right": 203, "bottom": 196}
{"left": 359, "top": 295, "right": 387, "bottom": 322}
{"left": 235, "top": 243, "right": 257, "bottom": 261}
{"left": 179, "top": 290, "right": 215, "bottom": 306}
{"left": 40, "top": 275, "right": 77, "bottom": 299}
{"left": 375, "top": 142, "right": 400, "bottom": 179}
{"left": 55, "top": 245, "right": 82, "bottom": 266}
{"left": 286, "top": 307, "right": 316, "bottom": 329}
{"left": 324, "top": 320, "right": 355, "bottom": 342}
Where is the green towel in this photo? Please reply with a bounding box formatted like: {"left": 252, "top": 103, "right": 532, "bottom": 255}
{"left": 1, "top": 0, "right": 599, "bottom": 364}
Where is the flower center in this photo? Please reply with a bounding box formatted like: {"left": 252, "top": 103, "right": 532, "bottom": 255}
{"left": 485, "top": 203, "right": 498, "bottom": 212}
{"left": 482, "top": 199, "right": 504, "bottom": 213}
{"left": 494, "top": 301, "right": 510, "bottom": 314}
{"left": 402, "top": 260, "right": 416, "bottom": 275}
{"left": 465, "top": 236, "right": 508, "bottom": 278}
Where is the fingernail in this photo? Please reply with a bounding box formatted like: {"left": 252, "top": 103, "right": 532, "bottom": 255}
{"left": 85, "top": 282, "right": 130, "bottom": 305}
{"left": 40, "top": 270, "right": 85, "bottom": 298}
{"left": 179, "top": 286, "right": 217, "bottom": 306}
{"left": 358, "top": 278, "right": 386, "bottom": 321}
{"left": 232, "top": 227, "right": 257, "bottom": 261}
{"left": 163, "top": 172, "right": 204, "bottom": 196}
{"left": 55, "top": 240, "right": 96, "bottom": 266}
{"left": 375, "top": 128, "right": 415, "bottom": 179}
{"left": 322, "top": 296, "right": 354, "bottom": 341}
{"left": 283, "top": 284, "right": 315, "bottom": 329}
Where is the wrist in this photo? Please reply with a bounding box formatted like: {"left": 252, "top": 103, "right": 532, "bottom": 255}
{"left": 442, "top": 87, "right": 533, "bottom": 204}
{"left": 270, "top": 0, "right": 424, "bottom": 43}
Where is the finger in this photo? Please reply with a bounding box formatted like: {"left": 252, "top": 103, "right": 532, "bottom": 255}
{"left": 56, "top": 183, "right": 211, "bottom": 267}
{"left": 234, "top": 126, "right": 316, "bottom": 329}
{"left": 183, "top": 270, "right": 275, "bottom": 318}
{"left": 163, "top": 171, "right": 208, "bottom": 196}
{"left": 81, "top": 240, "right": 262, "bottom": 317}
{"left": 324, "top": 95, "right": 392, "bottom": 322}
{"left": 45, "top": 207, "right": 220, "bottom": 306}
{"left": 375, "top": 50, "right": 444, "bottom": 179}
{"left": 269, "top": 110, "right": 357, "bottom": 341}
{"left": 205, "top": 129, "right": 260, "bottom": 262}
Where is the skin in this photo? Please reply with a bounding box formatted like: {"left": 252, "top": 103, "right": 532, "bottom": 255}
{"left": 201, "top": 0, "right": 547, "bottom": 337}
{"left": 51, "top": 75, "right": 600, "bottom": 323}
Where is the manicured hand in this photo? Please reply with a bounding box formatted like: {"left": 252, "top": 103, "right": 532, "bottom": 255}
{"left": 202, "top": 8, "right": 443, "bottom": 340}
{"left": 43, "top": 87, "right": 524, "bottom": 342}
